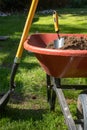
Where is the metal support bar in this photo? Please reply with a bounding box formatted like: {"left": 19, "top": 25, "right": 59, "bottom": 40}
{"left": 46, "top": 74, "right": 56, "bottom": 111}
{"left": 52, "top": 77, "right": 77, "bottom": 130}
{"left": 46, "top": 74, "right": 51, "bottom": 102}
{"left": 61, "top": 85, "right": 87, "bottom": 90}
{"left": 51, "top": 87, "right": 56, "bottom": 110}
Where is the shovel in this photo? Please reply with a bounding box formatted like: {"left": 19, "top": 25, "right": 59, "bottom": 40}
{"left": 53, "top": 10, "right": 64, "bottom": 48}
{"left": 0, "top": 0, "right": 39, "bottom": 110}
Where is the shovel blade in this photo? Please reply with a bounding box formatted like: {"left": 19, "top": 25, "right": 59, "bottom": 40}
{"left": 54, "top": 38, "right": 64, "bottom": 48}
{"left": 0, "top": 90, "right": 11, "bottom": 110}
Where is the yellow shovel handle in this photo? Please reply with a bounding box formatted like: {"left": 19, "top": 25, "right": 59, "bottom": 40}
{"left": 16, "top": 0, "right": 39, "bottom": 59}
{"left": 53, "top": 11, "right": 59, "bottom": 32}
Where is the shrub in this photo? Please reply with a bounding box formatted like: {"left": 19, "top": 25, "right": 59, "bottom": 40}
{"left": 0, "top": 0, "right": 86, "bottom": 12}
{"left": 0, "top": 0, "right": 69, "bottom": 11}
{"left": 0, "top": 0, "right": 30, "bottom": 11}
{"left": 69, "top": 0, "right": 85, "bottom": 8}
{"left": 38, "top": 0, "right": 68, "bottom": 10}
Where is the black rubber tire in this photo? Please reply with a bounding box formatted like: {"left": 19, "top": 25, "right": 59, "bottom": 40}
{"left": 77, "top": 94, "right": 87, "bottom": 130}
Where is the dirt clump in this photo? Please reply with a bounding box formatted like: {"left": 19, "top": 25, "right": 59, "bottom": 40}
{"left": 46, "top": 36, "right": 87, "bottom": 50}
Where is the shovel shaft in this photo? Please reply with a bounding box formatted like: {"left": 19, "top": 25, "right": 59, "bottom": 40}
{"left": 16, "top": 0, "right": 39, "bottom": 60}
{"left": 10, "top": 0, "right": 39, "bottom": 95}
{"left": 11, "top": 0, "right": 39, "bottom": 91}
{"left": 10, "top": 0, "right": 39, "bottom": 92}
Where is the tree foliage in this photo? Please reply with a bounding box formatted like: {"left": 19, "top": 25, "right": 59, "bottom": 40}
{"left": 0, "top": 0, "right": 86, "bottom": 12}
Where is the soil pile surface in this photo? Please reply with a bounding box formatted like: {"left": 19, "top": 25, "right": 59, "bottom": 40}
{"left": 46, "top": 36, "right": 87, "bottom": 50}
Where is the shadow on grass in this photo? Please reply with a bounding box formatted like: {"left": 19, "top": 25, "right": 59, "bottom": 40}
{"left": 0, "top": 107, "right": 48, "bottom": 121}
{"left": 60, "top": 24, "right": 87, "bottom": 34}
{"left": 31, "top": 24, "right": 87, "bottom": 34}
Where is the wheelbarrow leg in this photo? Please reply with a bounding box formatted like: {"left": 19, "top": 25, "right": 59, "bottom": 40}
{"left": 51, "top": 87, "right": 56, "bottom": 110}
{"left": 52, "top": 77, "right": 77, "bottom": 130}
{"left": 46, "top": 74, "right": 56, "bottom": 111}
{"left": 46, "top": 74, "right": 51, "bottom": 102}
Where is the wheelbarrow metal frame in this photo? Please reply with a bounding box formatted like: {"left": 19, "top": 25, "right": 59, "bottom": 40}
{"left": 46, "top": 75, "right": 84, "bottom": 130}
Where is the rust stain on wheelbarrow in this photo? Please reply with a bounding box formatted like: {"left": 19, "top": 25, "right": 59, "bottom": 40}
{"left": 24, "top": 33, "right": 87, "bottom": 78}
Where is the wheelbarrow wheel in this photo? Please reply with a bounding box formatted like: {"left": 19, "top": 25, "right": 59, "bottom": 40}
{"left": 77, "top": 94, "right": 87, "bottom": 130}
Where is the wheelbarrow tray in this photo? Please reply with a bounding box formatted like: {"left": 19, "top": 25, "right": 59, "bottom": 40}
{"left": 24, "top": 33, "right": 87, "bottom": 78}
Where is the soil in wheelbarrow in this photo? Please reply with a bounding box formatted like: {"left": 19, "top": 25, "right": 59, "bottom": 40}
{"left": 46, "top": 36, "right": 87, "bottom": 50}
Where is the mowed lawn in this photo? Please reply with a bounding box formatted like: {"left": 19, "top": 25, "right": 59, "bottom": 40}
{"left": 0, "top": 8, "right": 87, "bottom": 130}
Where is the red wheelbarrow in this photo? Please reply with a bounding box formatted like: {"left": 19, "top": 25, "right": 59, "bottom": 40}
{"left": 24, "top": 33, "right": 87, "bottom": 130}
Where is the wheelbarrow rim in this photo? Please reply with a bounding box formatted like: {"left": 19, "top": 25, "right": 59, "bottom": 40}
{"left": 24, "top": 33, "right": 87, "bottom": 56}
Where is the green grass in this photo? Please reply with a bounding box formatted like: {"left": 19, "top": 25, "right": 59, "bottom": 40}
{"left": 0, "top": 8, "right": 87, "bottom": 130}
